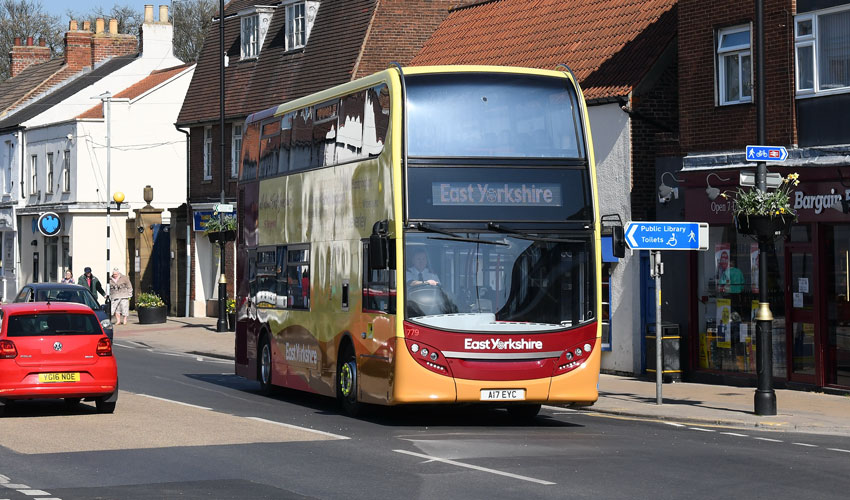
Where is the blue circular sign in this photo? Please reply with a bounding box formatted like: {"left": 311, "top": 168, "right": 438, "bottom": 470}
{"left": 37, "top": 212, "right": 61, "bottom": 237}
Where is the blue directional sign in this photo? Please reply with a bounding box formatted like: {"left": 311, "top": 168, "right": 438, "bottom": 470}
{"left": 746, "top": 145, "right": 788, "bottom": 162}
{"left": 625, "top": 222, "right": 709, "bottom": 251}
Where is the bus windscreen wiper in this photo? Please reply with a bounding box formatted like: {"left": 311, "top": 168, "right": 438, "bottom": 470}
{"left": 487, "top": 222, "right": 584, "bottom": 243}
{"left": 414, "top": 222, "right": 508, "bottom": 246}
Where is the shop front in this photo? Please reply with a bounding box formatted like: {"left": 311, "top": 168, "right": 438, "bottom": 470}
{"left": 683, "top": 167, "right": 850, "bottom": 392}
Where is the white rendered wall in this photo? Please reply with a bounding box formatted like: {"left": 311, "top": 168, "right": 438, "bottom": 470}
{"left": 588, "top": 102, "right": 641, "bottom": 375}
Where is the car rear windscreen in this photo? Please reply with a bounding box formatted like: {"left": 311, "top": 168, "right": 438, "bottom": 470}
{"left": 5, "top": 313, "right": 102, "bottom": 337}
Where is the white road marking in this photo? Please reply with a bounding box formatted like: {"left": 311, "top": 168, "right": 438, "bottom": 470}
{"left": 828, "top": 448, "right": 850, "bottom": 453}
{"left": 245, "top": 417, "right": 350, "bottom": 440}
{"left": 393, "top": 449, "right": 556, "bottom": 486}
{"left": 754, "top": 437, "right": 783, "bottom": 443}
{"left": 688, "top": 427, "right": 715, "bottom": 432}
{"left": 792, "top": 442, "right": 817, "bottom": 447}
{"left": 19, "top": 490, "right": 50, "bottom": 496}
{"left": 720, "top": 432, "right": 749, "bottom": 437}
{"left": 2, "top": 485, "right": 29, "bottom": 489}
{"left": 138, "top": 394, "right": 212, "bottom": 410}
{"left": 663, "top": 422, "right": 686, "bottom": 427}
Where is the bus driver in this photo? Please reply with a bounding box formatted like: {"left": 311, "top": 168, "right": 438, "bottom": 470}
{"left": 407, "top": 248, "right": 440, "bottom": 286}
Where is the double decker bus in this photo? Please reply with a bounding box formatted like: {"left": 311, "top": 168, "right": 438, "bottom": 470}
{"left": 235, "top": 65, "right": 611, "bottom": 418}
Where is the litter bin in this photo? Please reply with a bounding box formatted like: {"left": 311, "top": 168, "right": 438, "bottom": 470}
{"left": 646, "top": 322, "right": 681, "bottom": 382}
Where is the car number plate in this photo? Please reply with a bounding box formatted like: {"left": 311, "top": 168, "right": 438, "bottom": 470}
{"left": 38, "top": 372, "right": 80, "bottom": 383}
{"left": 480, "top": 389, "right": 525, "bottom": 401}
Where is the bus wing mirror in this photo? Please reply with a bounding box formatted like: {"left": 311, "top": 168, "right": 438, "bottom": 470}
{"left": 611, "top": 225, "right": 626, "bottom": 258}
{"left": 370, "top": 234, "right": 388, "bottom": 269}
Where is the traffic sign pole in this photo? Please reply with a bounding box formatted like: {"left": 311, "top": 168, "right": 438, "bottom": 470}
{"left": 651, "top": 251, "right": 663, "bottom": 405}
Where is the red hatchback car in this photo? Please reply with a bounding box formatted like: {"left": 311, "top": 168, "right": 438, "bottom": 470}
{"left": 0, "top": 302, "right": 117, "bottom": 415}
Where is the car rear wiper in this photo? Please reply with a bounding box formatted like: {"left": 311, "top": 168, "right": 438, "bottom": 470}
{"left": 413, "top": 222, "right": 508, "bottom": 246}
{"left": 487, "top": 222, "right": 584, "bottom": 243}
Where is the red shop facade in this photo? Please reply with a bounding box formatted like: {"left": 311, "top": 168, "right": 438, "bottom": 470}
{"left": 681, "top": 166, "right": 850, "bottom": 392}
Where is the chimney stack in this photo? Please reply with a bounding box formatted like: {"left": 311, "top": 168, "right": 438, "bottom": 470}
{"left": 144, "top": 5, "right": 154, "bottom": 23}
{"left": 9, "top": 33, "right": 51, "bottom": 77}
{"left": 95, "top": 18, "right": 105, "bottom": 35}
{"left": 91, "top": 15, "right": 138, "bottom": 66}
{"left": 83, "top": 21, "right": 91, "bottom": 31}
{"left": 109, "top": 19, "right": 118, "bottom": 35}
{"left": 69, "top": 20, "right": 77, "bottom": 31}
{"left": 140, "top": 5, "right": 174, "bottom": 60}
{"left": 64, "top": 18, "right": 93, "bottom": 72}
{"left": 159, "top": 5, "right": 168, "bottom": 23}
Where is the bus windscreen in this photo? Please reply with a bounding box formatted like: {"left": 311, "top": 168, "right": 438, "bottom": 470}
{"left": 406, "top": 73, "right": 585, "bottom": 158}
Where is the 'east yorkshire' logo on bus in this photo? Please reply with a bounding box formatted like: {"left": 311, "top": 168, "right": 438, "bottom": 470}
{"left": 433, "top": 182, "right": 563, "bottom": 207}
{"left": 465, "top": 338, "right": 544, "bottom": 350}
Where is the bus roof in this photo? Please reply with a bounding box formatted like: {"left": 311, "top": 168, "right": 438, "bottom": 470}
{"left": 245, "top": 65, "right": 579, "bottom": 125}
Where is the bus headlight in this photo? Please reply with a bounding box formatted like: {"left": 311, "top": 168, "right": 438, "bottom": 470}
{"left": 411, "top": 343, "right": 419, "bottom": 353}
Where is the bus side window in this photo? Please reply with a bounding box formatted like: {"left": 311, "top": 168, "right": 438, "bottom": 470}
{"left": 314, "top": 100, "right": 338, "bottom": 168}
{"left": 338, "top": 91, "right": 365, "bottom": 163}
{"left": 240, "top": 122, "right": 260, "bottom": 181}
{"left": 279, "top": 112, "right": 294, "bottom": 174}
{"left": 364, "top": 84, "right": 389, "bottom": 157}
{"left": 362, "top": 239, "right": 396, "bottom": 314}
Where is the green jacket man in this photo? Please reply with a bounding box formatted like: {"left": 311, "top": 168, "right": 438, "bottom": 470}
{"left": 78, "top": 266, "right": 106, "bottom": 302}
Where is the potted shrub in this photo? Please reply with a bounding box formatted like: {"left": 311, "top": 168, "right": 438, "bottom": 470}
{"left": 204, "top": 214, "right": 237, "bottom": 243}
{"left": 227, "top": 298, "right": 236, "bottom": 331}
{"left": 726, "top": 172, "right": 799, "bottom": 240}
{"left": 137, "top": 292, "right": 167, "bottom": 324}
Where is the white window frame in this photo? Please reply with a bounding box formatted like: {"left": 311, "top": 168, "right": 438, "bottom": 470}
{"left": 286, "top": 2, "right": 306, "bottom": 50}
{"left": 795, "top": 5, "right": 850, "bottom": 98}
{"left": 241, "top": 14, "right": 259, "bottom": 59}
{"left": 231, "top": 122, "right": 243, "bottom": 179}
{"left": 4, "top": 142, "right": 12, "bottom": 195}
{"left": 46, "top": 152, "right": 53, "bottom": 194}
{"left": 30, "top": 154, "right": 37, "bottom": 195}
{"left": 63, "top": 150, "right": 70, "bottom": 193}
{"left": 717, "top": 25, "right": 753, "bottom": 106}
{"left": 203, "top": 126, "right": 213, "bottom": 180}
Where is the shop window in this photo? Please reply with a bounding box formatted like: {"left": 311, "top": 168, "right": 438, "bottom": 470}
{"left": 716, "top": 25, "right": 753, "bottom": 105}
{"left": 796, "top": 7, "right": 850, "bottom": 96}
{"left": 362, "top": 239, "right": 396, "bottom": 313}
{"left": 697, "top": 226, "right": 786, "bottom": 377}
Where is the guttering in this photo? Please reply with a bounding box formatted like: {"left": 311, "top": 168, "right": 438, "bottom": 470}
{"left": 175, "top": 124, "right": 191, "bottom": 317}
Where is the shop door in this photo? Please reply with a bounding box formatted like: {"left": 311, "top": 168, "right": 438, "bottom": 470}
{"left": 785, "top": 243, "right": 819, "bottom": 384}
{"left": 824, "top": 225, "right": 850, "bottom": 389}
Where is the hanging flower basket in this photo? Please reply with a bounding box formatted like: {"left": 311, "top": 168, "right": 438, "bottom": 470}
{"left": 735, "top": 214, "right": 793, "bottom": 240}
{"left": 207, "top": 229, "right": 236, "bottom": 243}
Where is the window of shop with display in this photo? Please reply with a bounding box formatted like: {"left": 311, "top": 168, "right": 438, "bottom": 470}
{"left": 696, "top": 225, "right": 786, "bottom": 377}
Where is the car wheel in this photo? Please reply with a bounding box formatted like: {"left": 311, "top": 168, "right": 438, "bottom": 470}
{"left": 336, "top": 344, "right": 363, "bottom": 418}
{"left": 258, "top": 333, "right": 275, "bottom": 395}
{"left": 95, "top": 399, "right": 116, "bottom": 414}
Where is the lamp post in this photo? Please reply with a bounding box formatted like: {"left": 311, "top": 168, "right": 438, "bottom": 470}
{"left": 216, "top": 0, "right": 227, "bottom": 332}
{"left": 754, "top": 0, "right": 777, "bottom": 416}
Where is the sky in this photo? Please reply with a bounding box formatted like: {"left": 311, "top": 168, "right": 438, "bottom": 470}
{"left": 43, "top": 1, "right": 172, "bottom": 20}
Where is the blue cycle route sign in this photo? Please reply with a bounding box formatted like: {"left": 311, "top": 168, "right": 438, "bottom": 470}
{"left": 746, "top": 145, "right": 788, "bottom": 162}
{"left": 625, "top": 221, "right": 709, "bottom": 251}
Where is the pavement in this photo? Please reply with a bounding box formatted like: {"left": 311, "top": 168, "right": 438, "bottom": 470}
{"left": 114, "top": 313, "right": 850, "bottom": 436}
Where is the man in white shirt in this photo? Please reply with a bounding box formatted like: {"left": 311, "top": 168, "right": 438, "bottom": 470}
{"left": 407, "top": 248, "right": 440, "bottom": 286}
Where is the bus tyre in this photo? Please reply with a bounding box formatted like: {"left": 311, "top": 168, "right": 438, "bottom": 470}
{"left": 259, "top": 334, "right": 275, "bottom": 396}
{"left": 337, "top": 347, "right": 363, "bottom": 417}
{"left": 507, "top": 404, "right": 541, "bottom": 421}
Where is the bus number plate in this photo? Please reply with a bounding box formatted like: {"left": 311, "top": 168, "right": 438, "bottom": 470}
{"left": 480, "top": 389, "right": 525, "bottom": 401}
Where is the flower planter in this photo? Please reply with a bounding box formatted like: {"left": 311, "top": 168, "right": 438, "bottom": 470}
{"left": 735, "top": 214, "right": 793, "bottom": 240}
{"left": 207, "top": 229, "right": 236, "bottom": 243}
{"left": 227, "top": 313, "right": 236, "bottom": 331}
{"left": 138, "top": 306, "right": 167, "bottom": 324}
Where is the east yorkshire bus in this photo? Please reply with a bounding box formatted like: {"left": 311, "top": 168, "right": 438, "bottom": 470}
{"left": 234, "top": 65, "right": 605, "bottom": 418}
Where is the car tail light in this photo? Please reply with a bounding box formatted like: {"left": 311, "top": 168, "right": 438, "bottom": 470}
{"left": 0, "top": 339, "right": 17, "bottom": 359}
{"left": 96, "top": 337, "right": 112, "bottom": 357}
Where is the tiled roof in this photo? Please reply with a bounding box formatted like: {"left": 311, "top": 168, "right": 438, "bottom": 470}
{"left": 177, "top": 0, "right": 376, "bottom": 125}
{"left": 411, "top": 0, "right": 678, "bottom": 101}
{"left": 0, "top": 55, "right": 137, "bottom": 131}
{"left": 77, "top": 63, "right": 195, "bottom": 119}
{"left": 0, "top": 59, "right": 65, "bottom": 116}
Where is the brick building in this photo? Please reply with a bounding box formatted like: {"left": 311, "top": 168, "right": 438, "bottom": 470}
{"left": 175, "top": 0, "right": 463, "bottom": 317}
{"left": 666, "top": 0, "right": 850, "bottom": 392}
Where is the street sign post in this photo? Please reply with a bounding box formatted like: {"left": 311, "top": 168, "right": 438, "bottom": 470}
{"left": 746, "top": 145, "right": 788, "bottom": 162}
{"left": 625, "top": 221, "right": 709, "bottom": 405}
{"left": 625, "top": 222, "right": 709, "bottom": 251}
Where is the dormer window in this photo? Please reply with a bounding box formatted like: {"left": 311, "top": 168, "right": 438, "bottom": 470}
{"left": 241, "top": 15, "right": 259, "bottom": 59}
{"left": 285, "top": 1, "right": 320, "bottom": 51}
{"left": 239, "top": 6, "right": 276, "bottom": 60}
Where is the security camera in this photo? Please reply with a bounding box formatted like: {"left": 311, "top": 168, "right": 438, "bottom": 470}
{"left": 138, "top": 226, "right": 144, "bottom": 233}
{"left": 66, "top": 133, "right": 73, "bottom": 141}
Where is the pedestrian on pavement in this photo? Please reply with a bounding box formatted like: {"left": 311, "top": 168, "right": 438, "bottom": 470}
{"left": 60, "top": 269, "right": 74, "bottom": 284}
{"left": 78, "top": 267, "right": 106, "bottom": 303}
{"left": 109, "top": 268, "right": 133, "bottom": 325}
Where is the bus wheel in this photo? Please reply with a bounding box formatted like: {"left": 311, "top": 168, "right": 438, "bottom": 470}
{"left": 336, "top": 347, "right": 363, "bottom": 417}
{"left": 507, "top": 404, "right": 541, "bottom": 422}
{"left": 259, "top": 334, "right": 274, "bottom": 395}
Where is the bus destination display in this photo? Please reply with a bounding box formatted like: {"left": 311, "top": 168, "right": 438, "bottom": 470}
{"left": 432, "top": 182, "right": 562, "bottom": 207}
